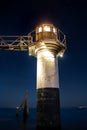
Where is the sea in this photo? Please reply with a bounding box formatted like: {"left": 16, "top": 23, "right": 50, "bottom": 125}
{"left": 0, "top": 107, "right": 87, "bottom": 130}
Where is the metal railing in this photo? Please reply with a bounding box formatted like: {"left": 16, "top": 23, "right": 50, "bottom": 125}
{"left": 57, "top": 29, "right": 66, "bottom": 46}
{"left": 0, "top": 27, "right": 66, "bottom": 50}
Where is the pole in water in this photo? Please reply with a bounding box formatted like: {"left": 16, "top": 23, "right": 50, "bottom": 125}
{"left": 23, "top": 90, "right": 29, "bottom": 118}
{"left": 16, "top": 90, "right": 29, "bottom": 118}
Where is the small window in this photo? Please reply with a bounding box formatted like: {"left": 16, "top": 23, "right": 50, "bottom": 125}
{"left": 38, "top": 27, "right": 42, "bottom": 33}
{"left": 44, "top": 26, "right": 51, "bottom": 32}
{"left": 53, "top": 27, "right": 57, "bottom": 33}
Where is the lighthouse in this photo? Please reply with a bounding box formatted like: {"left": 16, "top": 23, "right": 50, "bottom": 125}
{"left": 29, "top": 23, "right": 66, "bottom": 128}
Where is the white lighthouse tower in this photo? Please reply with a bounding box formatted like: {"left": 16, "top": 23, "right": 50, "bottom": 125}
{"left": 29, "top": 23, "right": 66, "bottom": 128}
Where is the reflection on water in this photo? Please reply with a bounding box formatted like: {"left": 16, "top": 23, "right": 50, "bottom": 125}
{"left": 16, "top": 110, "right": 61, "bottom": 130}
{"left": 16, "top": 114, "right": 29, "bottom": 130}
{"left": 0, "top": 108, "right": 87, "bottom": 130}
{"left": 36, "top": 112, "right": 61, "bottom": 130}
{"left": 23, "top": 115, "right": 28, "bottom": 130}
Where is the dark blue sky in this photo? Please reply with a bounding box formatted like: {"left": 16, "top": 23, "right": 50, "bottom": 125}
{"left": 0, "top": 0, "right": 87, "bottom": 108}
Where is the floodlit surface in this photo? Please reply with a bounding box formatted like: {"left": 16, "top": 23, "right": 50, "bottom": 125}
{"left": 37, "top": 50, "right": 59, "bottom": 89}
{"left": 42, "top": 50, "right": 55, "bottom": 58}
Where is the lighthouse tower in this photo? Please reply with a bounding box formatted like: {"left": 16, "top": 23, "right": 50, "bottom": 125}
{"left": 29, "top": 23, "right": 66, "bottom": 128}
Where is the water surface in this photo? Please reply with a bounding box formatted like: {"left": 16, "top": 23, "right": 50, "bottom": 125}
{"left": 0, "top": 108, "right": 87, "bottom": 130}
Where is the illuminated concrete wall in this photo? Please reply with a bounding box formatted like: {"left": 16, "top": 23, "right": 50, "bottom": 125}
{"left": 36, "top": 49, "right": 61, "bottom": 128}
{"left": 37, "top": 50, "right": 59, "bottom": 89}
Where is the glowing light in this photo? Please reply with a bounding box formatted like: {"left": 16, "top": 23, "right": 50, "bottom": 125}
{"left": 59, "top": 53, "right": 63, "bottom": 57}
{"left": 44, "top": 26, "right": 51, "bottom": 32}
{"left": 53, "top": 27, "right": 56, "bottom": 33}
{"left": 29, "top": 53, "right": 31, "bottom": 56}
{"left": 38, "top": 27, "right": 42, "bottom": 32}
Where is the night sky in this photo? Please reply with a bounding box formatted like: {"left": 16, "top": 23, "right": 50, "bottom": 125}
{"left": 0, "top": 0, "right": 87, "bottom": 108}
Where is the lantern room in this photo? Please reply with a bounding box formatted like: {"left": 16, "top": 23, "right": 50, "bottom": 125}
{"left": 36, "top": 24, "right": 57, "bottom": 41}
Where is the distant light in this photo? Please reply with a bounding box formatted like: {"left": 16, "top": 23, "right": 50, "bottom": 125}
{"left": 38, "top": 27, "right": 42, "bottom": 32}
{"left": 44, "top": 26, "right": 51, "bottom": 32}
{"left": 16, "top": 107, "right": 19, "bottom": 109}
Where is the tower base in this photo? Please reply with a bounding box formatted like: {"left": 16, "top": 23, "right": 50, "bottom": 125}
{"left": 36, "top": 88, "right": 61, "bottom": 129}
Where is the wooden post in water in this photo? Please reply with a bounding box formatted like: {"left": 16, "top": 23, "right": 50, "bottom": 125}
{"left": 16, "top": 90, "right": 29, "bottom": 118}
